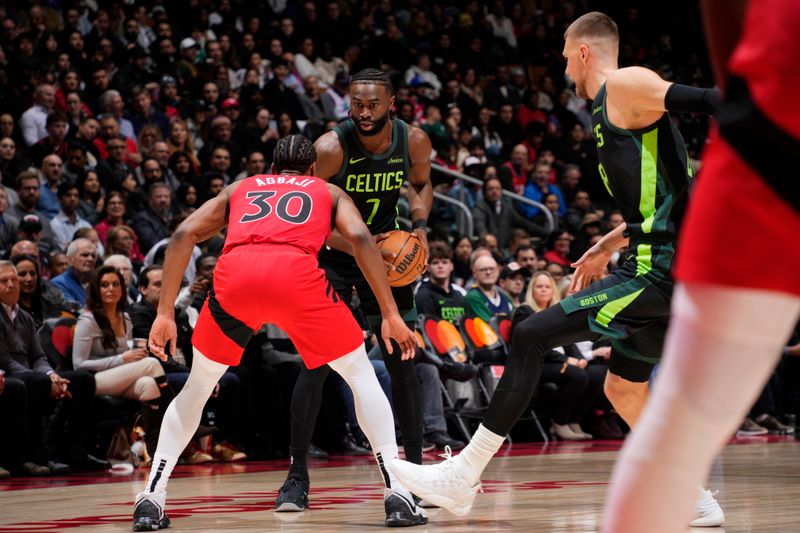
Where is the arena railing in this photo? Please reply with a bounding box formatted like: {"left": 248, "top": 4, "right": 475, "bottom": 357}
{"left": 430, "top": 162, "right": 556, "bottom": 236}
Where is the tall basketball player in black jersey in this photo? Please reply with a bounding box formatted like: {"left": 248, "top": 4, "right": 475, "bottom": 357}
{"left": 391, "top": 12, "right": 725, "bottom": 526}
{"left": 274, "top": 69, "right": 433, "bottom": 527}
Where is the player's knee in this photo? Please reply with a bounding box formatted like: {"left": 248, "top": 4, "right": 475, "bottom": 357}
{"left": 509, "top": 319, "right": 548, "bottom": 359}
{"left": 604, "top": 372, "right": 642, "bottom": 404}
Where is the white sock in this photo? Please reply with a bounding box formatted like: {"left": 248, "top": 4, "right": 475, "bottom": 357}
{"left": 604, "top": 283, "right": 800, "bottom": 533}
{"left": 328, "top": 346, "right": 402, "bottom": 490}
{"left": 454, "top": 424, "right": 505, "bottom": 486}
{"left": 143, "top": 349, "right": 228, "bottom": 495}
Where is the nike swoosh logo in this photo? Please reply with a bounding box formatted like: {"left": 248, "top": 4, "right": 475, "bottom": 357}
{"left": 349, "top": 157, "right": 367, "bottom": 164}
{"left": 592, "top": 106, "right": 603, "bottom": 115}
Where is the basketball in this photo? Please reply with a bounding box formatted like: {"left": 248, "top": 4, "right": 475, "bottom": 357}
{"left": 378, "top": 230, "right": 427, "bottom": 287}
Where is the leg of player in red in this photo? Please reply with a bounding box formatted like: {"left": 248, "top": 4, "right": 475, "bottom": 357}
{"left": 131, "top": 136, "right": 426, "bottom": 530}
{"left": 603, "top": 1, "right": 800, "bottom": 531}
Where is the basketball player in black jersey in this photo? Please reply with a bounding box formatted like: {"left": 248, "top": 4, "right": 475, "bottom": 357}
{"left": 391, "top": 12, "right": 725, "bottom": 526}
{"left": 274, "top": 69, "right": 433, "bottom": 527}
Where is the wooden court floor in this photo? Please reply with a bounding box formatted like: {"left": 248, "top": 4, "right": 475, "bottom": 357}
{"left": 1, "top": 436, "right": 798, "bottom": 533}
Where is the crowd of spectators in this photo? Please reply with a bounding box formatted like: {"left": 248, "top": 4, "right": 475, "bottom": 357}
{"left": 1, "top": 0, "right": 798, "bottom": 479}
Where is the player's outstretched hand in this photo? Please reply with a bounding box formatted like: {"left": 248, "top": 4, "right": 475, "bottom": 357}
{"left": 569, "top": 245, "right": 611, "bottom": 295}
{"left": 148, "top": 315, "right": 177, "bottom": 362}
{"left": 381, "top": 314, "right": 417, "bottom": 361}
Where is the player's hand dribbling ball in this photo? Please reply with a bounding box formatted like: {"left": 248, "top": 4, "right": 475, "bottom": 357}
{"left": 377, "top": 230, "right": 427, "bottom": 287}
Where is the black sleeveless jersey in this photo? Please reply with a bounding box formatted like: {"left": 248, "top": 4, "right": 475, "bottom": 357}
{"left": 327, "top": 117, "right": 411, "bottom": 235}
{"left": 590, "top": 82, "right": 693, "bottom": 276}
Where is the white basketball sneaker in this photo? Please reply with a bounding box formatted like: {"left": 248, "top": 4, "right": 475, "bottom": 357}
{"left": 390, "top": 448, "right": 480, "bottom": 517}
{"left": 689, "top": 488, "right": 725, "bottom": 527}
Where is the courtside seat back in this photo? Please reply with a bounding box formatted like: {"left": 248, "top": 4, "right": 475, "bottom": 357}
{"left": 461, "top": 316, "right": 507, "bottom": 365}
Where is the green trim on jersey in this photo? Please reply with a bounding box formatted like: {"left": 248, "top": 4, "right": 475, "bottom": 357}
{"left": 590, "top": 82, "right": 691, "bottom": 277}
{"left": 639, "top": 128, "right": 658, "bottom": 234}
{"left": 595, "top": 288, "right": 645, "bottom": 329}
{"left": 635, "top": 244, "right": 653, "bottom": 277}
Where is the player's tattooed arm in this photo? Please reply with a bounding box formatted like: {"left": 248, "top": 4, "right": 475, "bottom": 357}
{"left": 313, "top": 130, "right": 345, "bottom": 181}
{"left": 406, "top": 126, "right": 433, "bottom": 260}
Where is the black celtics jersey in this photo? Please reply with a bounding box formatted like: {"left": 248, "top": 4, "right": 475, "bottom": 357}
{"left": 590, "top": 82, "right": 693, "bottom": 276}
{"left": 328, "top": 117, "right": 411, "bottom": 235}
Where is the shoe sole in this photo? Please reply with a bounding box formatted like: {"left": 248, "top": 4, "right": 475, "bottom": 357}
{"left": 273, "top": 502, "right": 306, "bottom": 512}
{"left": 385, "top": 515, "right": 428, "bottom": 527}
{"left": 132, "top": 516, "right": 170, "bottom": 531}
{"left": 689, "top": 512, "right": 725, "bottom": 527}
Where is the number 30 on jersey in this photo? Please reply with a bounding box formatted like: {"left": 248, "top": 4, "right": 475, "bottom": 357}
{"left": 240, "top": 190, "right": 313, "bottom": 225}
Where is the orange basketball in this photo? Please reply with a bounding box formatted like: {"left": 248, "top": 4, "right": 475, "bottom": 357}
{"left": 378, "top": 230, "right": 427, "bottom": 287}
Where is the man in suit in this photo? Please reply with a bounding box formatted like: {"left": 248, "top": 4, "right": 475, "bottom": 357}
{"left": 0, "top": 261, "right": 109, "bottom": 473}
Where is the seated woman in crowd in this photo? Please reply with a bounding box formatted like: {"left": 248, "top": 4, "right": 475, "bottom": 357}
{"left": 543, "top": 229, "right": 573, "bottom": 268}
{"left": 137, "top": 124, "right": 163, "bottom": 159}
{"left": 174, "top": 182, "right": 199, "bottom": 216}
{"left": 11, "top": 253, "right": 72, "bottom": 327}
{"left": 95, "top": 191, "right": 144, "bottom": 261}
{"left": 104, "top": 224, "right": 144, "bottom": 272}
{"left": 544, "top": 261, "right": 573, "bottom": 297}
{"left": 166, "top": 120, "right": 201, "bottom": 173}
{"left": 512, "top": 271, "right": 605, "bottom": 440}
{"left": 76, "top": 170, "right": 104, "bottom": 225}
{"left": 168, "top": 151, "right": 200, "bottom": 186}
{"left": 535, "top": 193, "right": 564, "bottom": 230}
{"left": 71, "top": 265, "right": 171, "bottom": 457}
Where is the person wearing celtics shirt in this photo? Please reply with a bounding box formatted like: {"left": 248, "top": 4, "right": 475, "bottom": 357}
{"left": 274, "top": 68, "right": 433, "bottom": 528}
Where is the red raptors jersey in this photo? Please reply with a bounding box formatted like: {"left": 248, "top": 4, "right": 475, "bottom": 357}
{"left": 223, "top": 174, "right": 332, "bottom": 256}
{"left": 727, "top": 0, "right": 800, "bottom": 138}
{"left": 675, "top": 0, "right": 800, "bottom": 296}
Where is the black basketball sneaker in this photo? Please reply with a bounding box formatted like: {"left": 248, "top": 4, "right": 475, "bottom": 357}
{"left": 384, "top": 487, "right": 428, "bottom": 527}
{"left": 132, "top": 492, "right": 170, "bottom": 531}
{"left": 273, "top": 477, "right": 310, "bottom": 512}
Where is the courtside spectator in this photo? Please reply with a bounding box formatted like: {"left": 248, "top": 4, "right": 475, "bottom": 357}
{"left": 51, "top": 237, "right": 97, "bottom": 306}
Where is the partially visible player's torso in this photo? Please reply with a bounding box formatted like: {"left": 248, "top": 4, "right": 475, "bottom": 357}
{"left": 327, "top": 117, "right": 411, "bottom": 235}
{"left": 224, "top": 174, "right": 332, "bottom": 256}
{"left": 591, "top": 82, "right": 692, "bottom": 276}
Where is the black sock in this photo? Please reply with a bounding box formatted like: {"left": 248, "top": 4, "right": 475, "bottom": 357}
{"left": 288, "top": 448, "right": 309, "bottom": 482}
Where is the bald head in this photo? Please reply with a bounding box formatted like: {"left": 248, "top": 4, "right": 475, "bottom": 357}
{"left": 41, "top": 154, "right": 64, "bottom": 183}
{"left": 11, "top": 240, "right": 39, "bottom": 260}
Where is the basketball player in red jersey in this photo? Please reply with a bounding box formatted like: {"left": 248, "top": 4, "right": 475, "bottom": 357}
{"left": 131, "top": 135, "right": 428, "bottom": 531}
{"left": 604, "top": 1, "right": 800, "bottom": 531}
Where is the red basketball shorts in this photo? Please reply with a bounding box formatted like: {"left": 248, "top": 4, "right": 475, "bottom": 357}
{"left": 675, "top": 129, "right": 800, "bottom": 297}
{"left": 192, "top": 245, "right": 364, "bottom": 368}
